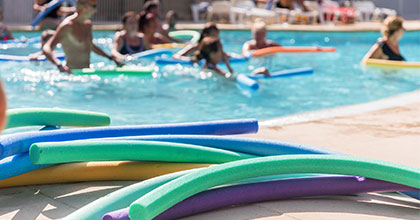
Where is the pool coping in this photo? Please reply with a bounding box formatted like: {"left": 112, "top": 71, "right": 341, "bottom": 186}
{"left": 6, "top": 20, "right": 420, "bottom": 32}
{"left": 260, "top": 89, "right": 420, "bottom": 127}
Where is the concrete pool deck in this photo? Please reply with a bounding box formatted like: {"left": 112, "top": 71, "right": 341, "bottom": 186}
{"left": 0, "top": 90, "right": 419, "bottom": 220}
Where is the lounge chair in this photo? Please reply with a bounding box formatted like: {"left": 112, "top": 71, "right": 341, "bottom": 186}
{"left": 353, "top": 1, "right": 397, "bottom": 22}
{"left": 230, "top": 0, "right": 277, "bottom": 24}
{"left": 206, "top": 1, "right": 232, "bottom": 22}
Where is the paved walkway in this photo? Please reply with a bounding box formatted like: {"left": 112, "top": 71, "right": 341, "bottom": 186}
{"left": 1, "top": 91, "right": 419, "bottom": 220}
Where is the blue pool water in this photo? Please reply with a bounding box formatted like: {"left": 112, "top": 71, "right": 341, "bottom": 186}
{"left": 1, "top": 30, "right": 419, "bottom": 125}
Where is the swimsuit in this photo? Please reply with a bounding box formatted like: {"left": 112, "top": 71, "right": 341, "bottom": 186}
{"left": 377, "top": 39, "right": 405, "bottom": 61}
{"left": 119, "top": 35, "right": 145, "bottom": 55}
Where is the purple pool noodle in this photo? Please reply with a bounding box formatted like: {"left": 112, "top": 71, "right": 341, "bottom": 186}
{"left": 102, "top": 176, "right": 417, "bottom": 220}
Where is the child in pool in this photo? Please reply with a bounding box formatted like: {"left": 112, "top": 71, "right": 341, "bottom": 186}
{"left": 362, "top": 16, "right": 405, "bottom": 62}
{"left": 138, "top": 11, "right": 171, "bottom": 47}
{"left": 29, "top": 29, "right": 56, "bottom": 60}
{"left": 0, "top": 9, "right": 14, "bottom": 41}
{"left": 194, "top": 37, "right": 270, "bottom": 78}
{"left": 242, "top": 20, "right": 280, "bottom": 56}
{"left": 112, "top": 11, "right": 147, "bottom": 61}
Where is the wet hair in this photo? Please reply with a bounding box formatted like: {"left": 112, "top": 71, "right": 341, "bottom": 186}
{"left": 194, "top": 37, "right": 222, "bottom": 62}
{"left": 41, "top": 30, "right": 56, "bottom": 45}
{"left": 138, "top": 11, "right": 155, "bottom": 33}
{"left": 381, "top": 16, "right": 404, "bottom": 38}
{"left": 198, "top": 22, "right": 219, "bottom": 43}
{"left": 143, "top": 0, "right": 159, "bottom": 12}
{"left": 122, "top": 11, "right": 138, "bottom": 24}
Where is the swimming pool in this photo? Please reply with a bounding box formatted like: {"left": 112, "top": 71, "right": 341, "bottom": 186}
{"left": 1, "top": 30, "right": 419, "bottom": 125}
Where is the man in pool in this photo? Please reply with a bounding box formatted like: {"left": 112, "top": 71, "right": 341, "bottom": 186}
{"left": 43, "top": 0, "right": 122, "bottom": 73}
{"left": 242, "top": 20, "right": 280, "bottom": 56}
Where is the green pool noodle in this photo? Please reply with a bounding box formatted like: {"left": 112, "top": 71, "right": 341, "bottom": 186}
{"left": 5, "top": 108, "right": 111, "bottom": 129}
{"left": 63, "top": 169, "right": 198, "bottom": 220}
{"left": 169, "top": 30, "right": 200, "bottom": 44}
{"left": 29, "top": 140, "right": 255, "bottom": 164}
{"left": 128, "top": 154, "right": 420, "bottom": 220}
{"left": 72, "top": 66, "right": 153, "bottom": 76}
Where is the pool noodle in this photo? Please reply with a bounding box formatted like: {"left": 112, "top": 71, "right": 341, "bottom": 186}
{"left": 0, "top": 37, "right": 41, "bottom": 45}
{"left": 128, "top": 155, "right": 420, "bottom": 220}
{"left": 168, "top": 30, "right": 200, "bottom": 44}
{"left": 0, "top": 53, "right": 65, "bottom": 62}
{"left": 131, "top": 48, "right": 173, "bottom": 59}
{"left": 31, "top": 0, "right": 76, "bottom": 27}
{"left": 248, "top": 67, "right": 314, "bottom": 79}
{"left": 0, "top": 118, "right": 258, "bottom": 159}
{"left": 29, "top": 140, "right": 254, "bottom": 164}
{"left": 155, "top": 56, "right": 247, "bottom": 66}
{"left": 251, "top": 46, "right": 336, "bottom": 57}
{"left": 363, "top": 58, "right": 420, "bottom": 68}
{"left": 104, "top": 176, "right": 417, "bottom": 220}
{"left": 5, "top": 108, "right": 110, "bottom": 129}
{"left": 236, "top": 74, "right": 259, "bottom": 90}
{"left": 0, "top": 161, "right": 211, "bottom": 188}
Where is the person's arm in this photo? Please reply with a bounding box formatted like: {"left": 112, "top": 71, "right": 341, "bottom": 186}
{"left": 29, "top": 51, "right": 44, "bottom": 61}
{"left": 361, "top": 43, "right": 384, "bottom": 64}
{"left": 42, "top": 23, "right": 71, "bottom": 73}
{"left": 92, "top": 43, "right": 124, "bottom": 67}
{"left": 267, "top": 39, "right": 280, "bottom": 47}
{"left": 222, "top": 52, "right": 234, "bottom": 78}
{"left": 154, "top": 32, "right": 172, "bottom": 44}
{"left": 251, "top": 67, "right": 270, "bottom": 77}
{"left": 172, "top": 43, "right": 198, "bottom": 60}
{"left": 156, "top": 21, "right": 182, "bottom": 43}
{"left": 57, "top": 6, "right": 76, "bottom": 16}
{"left": 111, "top": 32, "right": 126, "bottom": 61}
{"left": 242, "top": 41, "right": 252, "bottom": 56}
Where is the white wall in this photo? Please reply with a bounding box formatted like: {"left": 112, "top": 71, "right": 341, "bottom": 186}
{"left": 370, "top": 0, "right": 420, "bottom": 20}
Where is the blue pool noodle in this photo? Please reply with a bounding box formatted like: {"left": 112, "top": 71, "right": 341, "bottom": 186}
{"left": 155, "top": 56, "right": 248, "bottom": 66}
{"left": 249, "top": 67, "right": 314, "bottom": 79}
{"left": 0, "top": 54, "right": 65, "bottom": 62}
{"left": 236, "top": 74, "right": 259, "bottom": 90}
{"left": 0, "top": 119, "right": 258, "bottom": 160}
{"left": 0, "top": 153, "right": 48, "bottom": 180}
{"left": 31, "top": 0, "right": 76, "bottom": 27}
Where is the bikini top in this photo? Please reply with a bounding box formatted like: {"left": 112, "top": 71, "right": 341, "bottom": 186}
{"left": 119, "top": 35, "right": 145, "bottom": 55}
{"left": 377, "top": 39, "right": 405, "bottom": 61}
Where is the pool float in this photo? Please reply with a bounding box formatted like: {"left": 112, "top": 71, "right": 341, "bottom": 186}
{"left": 128, "top": 155, "right": 420, "bottom": 220}
{"left": 0, "top": 118, "right": 258, "bottom": 159}
{"left": 31, "top": 0, "right": 76, "bottom": 27}
{"left": 72, "top": 66, "right": 153, "bottom": 76}
{"left": 0, "top": 53, "right": 65, "bottom": 62}
{"left": 236, "top": 74, "right": 259, "bottom": 90}
{"left": 155, "top": 56, "right": 248, "bottom": 65}
{"left": 151, "top": 30, "right": 200, "bottom": 49}
{"left": 0, "top": 37, "right": 41, "bottom": 45}
{"left": 250, "top": 46, "right": 336, "bottom": 57}
{"left": 130, "top": 48, "right": 173, "bottom": 59}
{"left": 104, "top": 175, "right": 416, "bottom": 220}
{"left": 5, "top": 108, "right": 110, "bottom": 129}
{"left": 363, "top": 58, "right": 420, "bottom": 69}
{"left": 29, "top": 140, "right": 254, "bottom": 164}
{"left": 0, "top": 161, "right": 210, "bottom": 188}
{"left": 248, "top": 67, "right": 314, "bottom": 79}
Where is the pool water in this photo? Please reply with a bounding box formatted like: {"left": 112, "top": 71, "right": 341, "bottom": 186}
{"left": 1, "top": 30, "right": 419, "bottom": 125}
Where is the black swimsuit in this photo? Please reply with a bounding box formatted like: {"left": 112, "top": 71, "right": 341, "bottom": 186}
{"left": 377, "top": 40, "right": 405, "bottom": 61}
{"left": 119, "top": 35, "right": 145, "bottom": 55}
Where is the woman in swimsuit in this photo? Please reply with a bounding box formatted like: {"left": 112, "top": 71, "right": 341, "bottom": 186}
{"left": 112, "top": 11, "right": 146, "bottom": 61}
{"left": 362, "top": 16, "right": 405, "bottom": 62}
{"left": 138, "top": 11, "right": 171, "bottom": 48}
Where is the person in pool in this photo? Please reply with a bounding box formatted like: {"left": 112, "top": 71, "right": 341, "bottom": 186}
{"left": 194, "top": 36, "right": 270, "bottom": 78}
{"left": 173, "top": 22, "right": 220, "bottom": 61}
{"left": 362, "top": 16, "right": 406, "bottom": 62}
{"left": 143, "top": 0, "right": 182, "bottom": 43}
{"left": 112, "top": 11, "right": 146, "bottom": 61}
{"left": 242, "top": 20, "right": 280, "bottom": 56}
{"left": 29, "top": 30, "right": 56, "bottom": 60}
{"left": 33, "top": 0, "right": 76, "bottom": 30}
{"left": 0, "top": 9, "right": 14, "bottom": 41}
{"left": 43, "top": 0, "right": 122, "bottom": 73}
{"left": 138, "top": 11, "right": 171, "bottom": 47}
